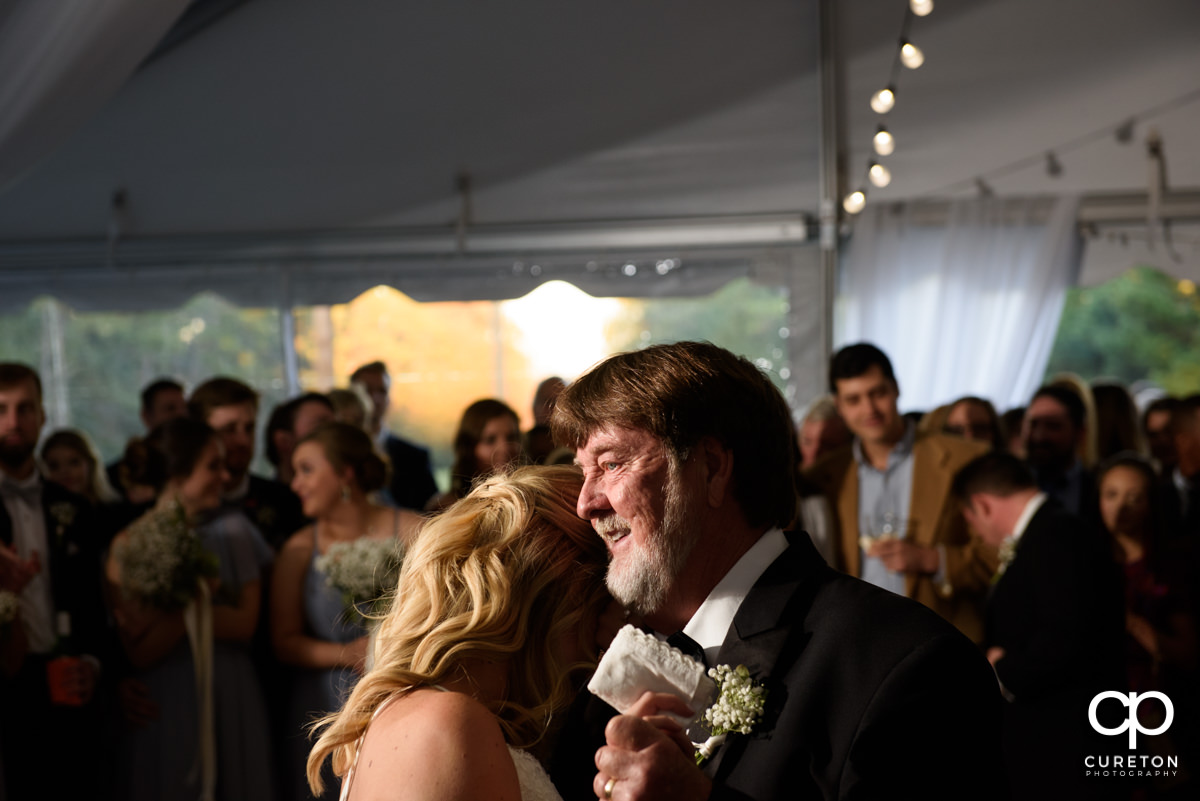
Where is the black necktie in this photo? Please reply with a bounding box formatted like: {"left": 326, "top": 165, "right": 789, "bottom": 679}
{"left": 667, "top": 630, "right": 708, "bottom": 667}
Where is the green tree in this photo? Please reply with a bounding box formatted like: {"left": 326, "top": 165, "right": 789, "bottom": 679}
{"left": 1045, "top": 267, "right": 1200, "bottom": 395}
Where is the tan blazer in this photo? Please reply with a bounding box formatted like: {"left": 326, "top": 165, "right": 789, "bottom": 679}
{"left": 806, "top": 433, "right": 997, "bottom": 643}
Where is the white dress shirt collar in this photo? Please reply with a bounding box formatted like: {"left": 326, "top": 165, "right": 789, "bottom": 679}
{"left": 682, "top": 527, "right": 789, "bottom": 666}
{"left": 1009, "top": 492, "right": 1047, "bottom": 545}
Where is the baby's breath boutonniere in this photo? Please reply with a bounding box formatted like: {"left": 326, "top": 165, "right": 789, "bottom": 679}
{"left": 0, "top": 590, "right": 20, "bottom": 628}
{"left": 49, "top": 502, "right": 77, "bottom": 544}
{"left": 694, "top": 664, "right": 767, "bottom": 765}
{"left": 992, "top": 536, "right": 1018, "bottom": 585}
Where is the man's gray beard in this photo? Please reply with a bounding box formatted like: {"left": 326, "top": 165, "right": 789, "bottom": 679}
{"left": 604, "top": 466, "right": 697, "bottom": 617}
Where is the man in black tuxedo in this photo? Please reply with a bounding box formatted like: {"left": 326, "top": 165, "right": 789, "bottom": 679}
{"left": 351, "top": 361, "right": 438, "bottom": 511}
{"left": 105, "top": 377, "right": 188, "bottom": 502}
{"left": 549, "top": 342, "right": 1005, "bottom": 801}
{"left": 188, "top": 376, "right": 306, "bottom": 551}
{"left": 953, "top": 451, "right": 1125, "bottom": 799}
{"left": 0, "top": 362, "right": 113, "bottom": 799}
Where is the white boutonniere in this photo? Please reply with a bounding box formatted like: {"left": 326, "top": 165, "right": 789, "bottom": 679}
{"left": 0, "top": 590, "right": 19, "bottom": 627}
{"left": 694, "top": 664, "right": 768, "bottom": 765}
{"left": 993, "top": 536, "right": 1018, "bottom": 584}
{"left": 49, "top": 502, "right": 77, "bottom": 544}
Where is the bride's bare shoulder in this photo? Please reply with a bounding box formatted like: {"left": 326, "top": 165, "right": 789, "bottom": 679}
{"left": 348, "top": 689, "right": 521, "bottom": 801}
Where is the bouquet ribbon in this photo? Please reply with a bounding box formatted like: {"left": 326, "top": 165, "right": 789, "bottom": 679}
{"left": 183, "top": 580, "right": 216, "bottom": 801}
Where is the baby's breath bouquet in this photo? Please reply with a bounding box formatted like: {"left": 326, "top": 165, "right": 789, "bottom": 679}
{"left": 115, "top": 500, "right": 219, "bottom": 611}
{"left": 0, "top": 590, "right": 19, "bottom": 627}
{"left": 315, "top": 537, "right": 405, "bottom": 621}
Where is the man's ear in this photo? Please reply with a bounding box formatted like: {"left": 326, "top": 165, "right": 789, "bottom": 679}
{"left": 696, "top": 436, "right": 734, "bottom": 508}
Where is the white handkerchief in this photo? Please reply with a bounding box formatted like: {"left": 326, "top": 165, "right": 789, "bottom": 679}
{"left": 587, "top": 625, "right": 716, "bottom": 725}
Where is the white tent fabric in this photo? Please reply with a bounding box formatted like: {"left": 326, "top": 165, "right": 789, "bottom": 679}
{"left": 837, "top": 195, "right": 1082, "bottom": 412}
{"left": 0, "top": 0, "right": 190, "bottom": 193}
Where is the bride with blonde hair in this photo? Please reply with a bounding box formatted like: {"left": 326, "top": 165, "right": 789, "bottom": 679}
{"left": 307, "top": 465, "right": 610, "bottom": 801}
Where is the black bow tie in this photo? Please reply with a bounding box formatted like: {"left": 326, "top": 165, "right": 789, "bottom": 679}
{"left": 667, "top": 630, "right": 708, "bottom": 667}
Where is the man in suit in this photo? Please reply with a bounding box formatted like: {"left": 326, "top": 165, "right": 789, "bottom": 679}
{"left": 105, "top": 377, "right": 188, "bottom": 502}
{"left": 549, "top": 341, "right": 1005, "bottom": 801}
{"left": 0, "top": 362, "right": 113, "bottom": 798}
{"left": 351, "top": 361, "right": 438, "bottom": 511}
{"left": 807, "top": 343, "right": 994, "bottom": 642}
{"left": 1023, "top": 384, "right": 1095, "bottom": 518}
{"left": 188, "top": 376, "right": 305, "bottom": 551}
{"left": 264, "top": 391, "right": 335, "bottom": 485}
{"left": 953, "top": 451, "right": 1125, "bottom": 799}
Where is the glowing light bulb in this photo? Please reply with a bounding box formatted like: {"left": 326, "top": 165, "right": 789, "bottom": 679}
{"left": 843, "top": 189, "right": 867, "bottom": 215}
{"left": 873, "top": 126, "right": 895, "bottom": 156}
{"left": 910, "top": 0, "right": 934, "bottom": 16}
{"left": 870, "top": 86, "right": 895, "bottom": 114}
{"left": 899, "top": 41, "right": 924, "bottom": 69}
{"left": 868, "top": 162, "right": 892, "bottom": 188}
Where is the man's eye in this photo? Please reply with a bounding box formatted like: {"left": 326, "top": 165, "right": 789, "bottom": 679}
{"left": 603, "top": 462, "right": 619, "bottom": 471}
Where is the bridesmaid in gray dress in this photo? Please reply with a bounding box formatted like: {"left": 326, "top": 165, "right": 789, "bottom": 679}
{"left": 271, "top": 422, "right": 421, "bottom": 800}
{"left": 106, "top": 418, "right": 275, "bottom": 801}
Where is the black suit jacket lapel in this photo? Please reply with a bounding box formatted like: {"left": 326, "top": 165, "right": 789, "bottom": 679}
{"left": 705, "top": 534, "right": 823, "bottom": 781}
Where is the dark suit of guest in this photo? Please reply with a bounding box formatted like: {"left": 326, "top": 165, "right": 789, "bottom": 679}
{"left": 0, "top": 481, "right": 115, "bottom": 800}
{"left": 380, "top": 432, "right": 438, "bottom": 512}
{"left": 236, "top": 473, "right": 306, "bottom": 552}
{"left": 552, "top": 533, "right": 1007, "bottom": 801}
{"left": 987, "top": 500, "right": 1124, "bottom": 800}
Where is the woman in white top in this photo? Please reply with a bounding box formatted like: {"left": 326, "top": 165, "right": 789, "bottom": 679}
{"left": 307, "top": 465, "right": 610, "bottom": 801}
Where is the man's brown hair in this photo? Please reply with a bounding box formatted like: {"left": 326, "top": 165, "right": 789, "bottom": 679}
{"left": 551, "top": 341, "right": 796, "bottom": 530}
{"left": 187, "top": 376, "right": 259, "bottom": 422}
{"left": 0, "top": 362, "right": 43, "bottom": 402}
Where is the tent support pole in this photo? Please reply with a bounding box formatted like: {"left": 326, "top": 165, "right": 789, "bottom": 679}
{"left": 816, "top": 0, "right": 844, "bottom": 384}
{"left": 280, "top": 268, "right": 300, "bottom": 395}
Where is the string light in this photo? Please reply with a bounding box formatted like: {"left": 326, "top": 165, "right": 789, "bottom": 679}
{"left": 843, "top": 189, "right": 867, "bottom": 215}
{"left": 873, "top": 126, "right": 895, "bottom": 156}
{"left": 899, "top": 41, "right": 925, "bottom": 69}
{"left": 870, "top": 85, "right": 896, "bottom": 114}
{"left": 910, "top": 0, "right": 933, "bottom": 16}
{"left": 868, "top": 162, "right": 893, "bottom": 188}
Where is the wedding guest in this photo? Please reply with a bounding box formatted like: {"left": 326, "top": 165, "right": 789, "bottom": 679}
{"left": 796, "top": 394, "right": 850, "bottom": 469}
{"left": 1022, "top": 384, "right": 1096, "bottom": 517}
{"left": 1002, "top": 406, "right": 1026, "bottom": 458}
{"left": 942, "top": 396, "right": 1004, "bottom": 451}
{"left": 1164, "top": 394, "right": 1200, "bottom": 544}
{"left": 327, "top": 387, "right": 371, "bottom": 431}
{"left": 266, "top": 393, "right": 335, "bottom": 485}
{"left": 307, "top": 465, "right": 610, "bottom": 800}
{"left": 189, "top": 377, "right": 305, "bottom": 551}
{"left": 106, "top": 378, "right": 188, "bottom": 502}
{"left": 1143, "top": 396, "right": 1180, "bottom": 473}
{"left": 40, "top": 428, "right": 131, "bottom": 546}
{"left": 271, "top": 422, "right": 422, "bottom": 801}
{"left": 550, "top": 341, "right": 1004, "bottom": 801}
{"left": 0, "top": 362, "right": 112, "bottom": 800}
{"left": 106, "top": 417, "right": 275, "bottom": 801}
{"left": 525, "top": 376, "right": 566, "bottom": 464}
{"left": 807, "top": 343, "right": 994, "bottom": 642}
{"left": 953, "top": 451, "right": 1123, "bottom": 799}
{"left": 350, "top": 361, "right": 438, "bottom": 512}
{"left": 427, "top": 399, "right": 523, "bottom": 512}
{"left": 1092, "top": 381, "right": 1146, "bottom": 461}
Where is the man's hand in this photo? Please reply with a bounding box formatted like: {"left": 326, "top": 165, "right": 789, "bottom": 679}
{"left": 594, "top": 692, "right": 712, "bottom": 800}
{"left": 869, "top": 539, "right": 937, "bottom": 575}
{"left": 0, "top": 544, "right": 40, "bottom": 593}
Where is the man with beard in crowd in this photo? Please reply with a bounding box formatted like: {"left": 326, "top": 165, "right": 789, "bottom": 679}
{"left": 1022, "top": 384, "right": 1094, "bottom": 518}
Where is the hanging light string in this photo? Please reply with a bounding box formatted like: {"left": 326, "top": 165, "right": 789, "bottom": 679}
{"left": 917, "top": 86, "right": 1200, "bottom": 199}
{"left": 845, "top": 0, "right": 931, "bottom": 214}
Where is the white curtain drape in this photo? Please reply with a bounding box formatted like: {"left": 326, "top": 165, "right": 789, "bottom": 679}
{"left": 836, "top": 195, "right": 1082, "bottom": 413}
{"left": 0, "top": 0, "right": 190, "bottom": 193}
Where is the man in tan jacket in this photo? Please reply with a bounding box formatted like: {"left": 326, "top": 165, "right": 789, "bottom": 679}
{"left": 807, "top": 343, "right": 996, "bottom": 642}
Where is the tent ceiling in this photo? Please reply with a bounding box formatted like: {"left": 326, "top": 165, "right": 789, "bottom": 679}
{"left": 0, "top": 0, "right": 1198, "bottom": 298}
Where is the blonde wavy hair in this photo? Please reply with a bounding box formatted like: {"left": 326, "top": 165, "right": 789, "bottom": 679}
{"left": 306, "top": 464, "right": 609, "bottom": 794}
